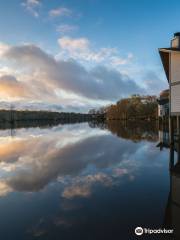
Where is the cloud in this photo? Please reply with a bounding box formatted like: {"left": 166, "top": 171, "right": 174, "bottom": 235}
{"left": 22, "top": 0, "right": 41, "bottom": 18}
{"left": 57, "top": 36, "right": 133, "bottom": 66}
{"left": 0, "top": 42, "right": 9, "bottom": 57}
{"left": 0, "top": 41, "right": 165, "bottom": 111}
{"left": 58, "top": 36, "right": 89, "bottom": 51}
{"left": 111, "top": 53, "right": 133, "bottom": 66}
{"left": 49, "top": 7, "right": 72, "bottom": 18}
{"left": 0, "top": 74, "right": 59, "bottom": 103}
{"left": 3, "top": 43, "right": 144, "bottom": 102}
{"left": 9, "top": 102, "right": 63, "bottom": 112}
{"left": 0, "top": 75, "right": 32, "bottom": 99}
{"left": 56, "top": 24, "right": 79, "bottom": 34}
{"left": 142, "top": 70, "right": 168, "bottom": 95}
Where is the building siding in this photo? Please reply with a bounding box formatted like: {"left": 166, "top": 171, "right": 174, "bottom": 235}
{"left": 171, "top": 84, "right": 180, "bottom": 113}
{"left": 171, "top": 52, "right": 180, "bottom": 84}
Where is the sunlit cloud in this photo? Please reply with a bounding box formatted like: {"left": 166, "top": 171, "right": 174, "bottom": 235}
{"left": 58, "top": 36, "right": 89, "bottom": 51}
{"left": 57, "top": 36, "right": 134, "bottom": 67}
{"left": 0, "top": 75, "right": 34, "bottom": 100}
{"left": 0, "top": 42, "right": 9, "bottom": 57}
{"left": 0, "top": 39, "right": 164, "bottom": 111}
{"left": 1, "top": 43, "right": 143, "bottom": 105}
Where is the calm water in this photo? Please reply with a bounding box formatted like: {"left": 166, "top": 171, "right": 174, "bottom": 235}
{"left": 0, "top": 121, "right": 178, "bottom": 240}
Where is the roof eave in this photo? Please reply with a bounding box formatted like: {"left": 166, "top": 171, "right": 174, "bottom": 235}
{"left": 159, "top": 49, "right": 170, "bottom": 82}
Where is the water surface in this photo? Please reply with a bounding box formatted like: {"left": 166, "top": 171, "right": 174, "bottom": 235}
{"left": 0, "top": 121, "right": 177, "bottom": 240}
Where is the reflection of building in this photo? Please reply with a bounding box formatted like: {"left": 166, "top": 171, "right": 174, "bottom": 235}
{"left": 157, "top": 89, "right": 169, "bottom": 117}
{"left": 157, "top": 120, "right": 180, "bottom": 238}
{"left": 164, "top": 144, "right": 180, "bottom": 239}
{"left": 157, "top": 113, "right": 169, "bottom": 150}
{"left": 157, "top": 130, "right": 169, "bottom": 150}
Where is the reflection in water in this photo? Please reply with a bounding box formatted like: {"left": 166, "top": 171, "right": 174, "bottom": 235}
{"left": 157, "top": 121, "right": 180, "bottom": 239}
{"left": 0, "top": 120, "right": 177, "bottom": 239}
{"left": 0, "top": 123, "right": 110, "bottom": 194}
{"left": 90, "top": 120, "right": 159, "bottom": 142}
{"left": 163, "top": 143, "right": 180, "bottom": 239}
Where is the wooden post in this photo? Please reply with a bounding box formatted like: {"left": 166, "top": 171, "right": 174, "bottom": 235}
{"left": 169, "top": 143, "right": 175, "bottom": 170}
{"left": 162, "top": 116, "right": 165, "bottom": 134}
{"left": 177, "top": 116, "right": 180, "bottom": 137}
{"left": 177, "top": 116, "right": 180, "bottom": 162}
{"left": 169, "top": 116, "right": 174, "bottom": 145}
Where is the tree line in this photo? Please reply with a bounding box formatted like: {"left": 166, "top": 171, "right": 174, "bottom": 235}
{"left": 0, "top": 110, "right": 92, "bottom": 122}
{"left": 89, "top": 95, "right": 158, "bottom": 120}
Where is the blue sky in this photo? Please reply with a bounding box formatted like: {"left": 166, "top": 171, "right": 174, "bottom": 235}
{"left": 0, "top": 0, "right": 178, "bottom": 112}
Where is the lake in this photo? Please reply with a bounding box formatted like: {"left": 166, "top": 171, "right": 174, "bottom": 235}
{"left": 0, "top": 121, "right": 178, "bottom": 240}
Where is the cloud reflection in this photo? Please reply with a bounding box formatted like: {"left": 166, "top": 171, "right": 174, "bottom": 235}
{"left": 0, "top": 122, "right": 161, "bottom": 198}
{"left": 62, "top": 173, "right": 113, "bottom": 199}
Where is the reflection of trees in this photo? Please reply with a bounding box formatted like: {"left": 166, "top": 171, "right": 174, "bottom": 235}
{"left": 0, "top": 110, "right": 92, "bottom": 130}
{"left": 89, "top": 120, "right": 158, "bottom": 142}
{"left": 0, "top": 119, "right": 90, "bottom": 131}
{"left": 88, "top": 121, "right": 107, "bottom": 130}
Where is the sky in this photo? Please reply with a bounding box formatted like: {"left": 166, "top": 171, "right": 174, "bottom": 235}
{"left": 0, "top": 0, "right": 179, "bottom": 112}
